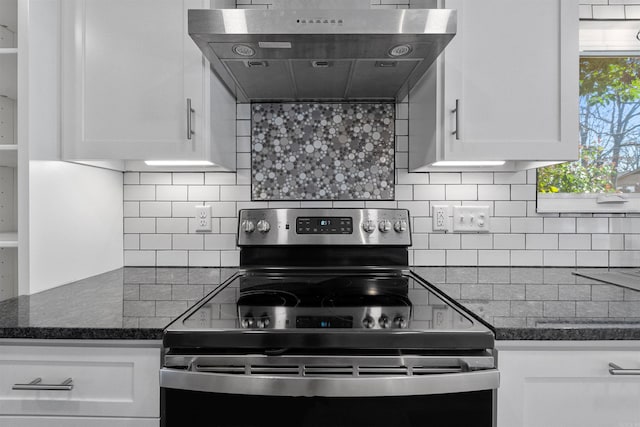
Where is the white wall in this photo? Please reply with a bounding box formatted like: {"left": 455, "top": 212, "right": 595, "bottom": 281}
{"left": 29, "top": 161, "right": 123, "bottom": 294}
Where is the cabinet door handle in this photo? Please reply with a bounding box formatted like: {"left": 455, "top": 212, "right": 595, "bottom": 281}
{"left": 12, "top": 377, "right": 74, "bottom": 391}
{"left": 451, "top": 99, "right": 460, "bottom": 140}
{"left": 609, "top": 362, "right": 640, "bottom": 376}
{"left": 187, "top": 98, "right": 195, "bottom": 140}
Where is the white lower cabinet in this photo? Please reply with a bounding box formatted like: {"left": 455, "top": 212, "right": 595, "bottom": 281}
{"left": 497, "top": 341, "right": 640, "bottom": 427}
{"left": 0, "top": 341, "right": 161, "bottom": 426}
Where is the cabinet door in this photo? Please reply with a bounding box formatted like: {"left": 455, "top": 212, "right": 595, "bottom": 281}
{"left": 441, "top": 0, "right": 578, "bottom": 162}
{"left": 61, "top": 0, "right": 209, "bottom": 161}
{"left": 498, "top": 349, "right": 640, "bottom": 427}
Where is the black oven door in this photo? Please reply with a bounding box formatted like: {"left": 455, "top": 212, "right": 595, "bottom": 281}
{"left": 160, "top": 361, "right": 498, "bottom": 427}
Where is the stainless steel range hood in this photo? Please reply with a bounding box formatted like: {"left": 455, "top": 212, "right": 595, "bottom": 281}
{"left": 188, "top": 8, "right": 456, "bottom": 102}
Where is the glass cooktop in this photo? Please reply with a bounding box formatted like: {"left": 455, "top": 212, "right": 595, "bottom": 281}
{"left": 163, "top": 270, "right": 494, "bottom": 351}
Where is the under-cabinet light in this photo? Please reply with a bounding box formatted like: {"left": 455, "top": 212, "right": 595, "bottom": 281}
{"left": 431, "top": 161, "right": 506, "bottom": 167}
{"left": 144, "top": 160, "right": 215, "bottom": 167}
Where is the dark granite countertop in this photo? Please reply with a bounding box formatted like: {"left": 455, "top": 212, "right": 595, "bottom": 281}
{"left": 1, "top": 266, "right": 640, "bottom": 341}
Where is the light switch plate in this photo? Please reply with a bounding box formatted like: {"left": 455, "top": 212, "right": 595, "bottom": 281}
{"left": 452, "top": 206, "right": 490, "bottom": 233}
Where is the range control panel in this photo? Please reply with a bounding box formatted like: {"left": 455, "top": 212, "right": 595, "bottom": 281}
{"left": 237, "top": 208, "right": 411, "bottom": 246}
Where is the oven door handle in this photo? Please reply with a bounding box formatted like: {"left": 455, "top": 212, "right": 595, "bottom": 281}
{"left": 160, "top": 368, "right": 499, "bottom": 397}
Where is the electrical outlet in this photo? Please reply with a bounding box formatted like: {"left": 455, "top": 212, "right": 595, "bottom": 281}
{"left": 452, "top": 206, "right": 490, "bottom": 233}
{"left": 195, "top": 205, "right": 211, "bottom": 232}
{"left": 432, "top": 205, "right": 450, "bottom": 231}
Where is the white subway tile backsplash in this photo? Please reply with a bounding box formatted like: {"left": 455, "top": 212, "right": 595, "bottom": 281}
{"left": 140, "top": 202, "right": 172, "bottom": 218}
{"left": 413, "top": 250, "right": 445, "bottom": 266}
{"left": 124, "top": 172, "right": 140, "bottom": 185}
{"left": 625, "top": 234, "right": 640, "bottom": 249}
{"left": 173, "top": 234, "right": 204, "bottom": 250}
{"left": 157, "top": 185, "right": 188, "bottom": 201}
{"left": 237, "top": 136, "right": 251, "bottom": 153}
{"left": 124, "top": 234, "right": 139, "bottom": 250}
{"left": 394, "top": 185, "right": 413, "bottom": 200}
{"left": 511, "top": 250, "right": 543, "bottom": 266}
{"left": 395, "top": 152, "right": 409, "bottom": 168}
{"left": 188, "top": 218, "right": 221, "bottom": 234}
{"left": 221, "top": 218, "right": 239, "bottom": 233}
{"left": 462, "top": 172, "right": 493, "bottom": 184}
{"left": 188, "top": 251, "right": 221, "bottom": 267}
{"left": 412, "top": 234, "right": 429, "bottom": 249}
{"left": 188, "top": 186, "right": 220, "bottom": 201}
{"left": 445, "top": 185, "right": 477, "bottom": 200}
{"left": 172, "top": 173, "right": 205, "bottom": 185}
{"left": 237, "top": 153, "right": 251, "bottom": 169}
{"left": 205, "top": 234, "right": 237, "bottom": 250}
{"left": 491, "top": 217, "right": 511, "bottom": 233}
{"left": 478, "top": 250, "right": 510, "bottom": 266}
{"left": 140, "top": 172, "right": 171, "bottom": 185}
{"left": 559, "top": 234, "right": 591, "bottom": 250}
{"left": 124, "top": 250, "right": 155, "bottom": 266}
{"left": 577, "top": 217, "right": 609, "bottom": 234}
{"left": 592, "top": 234, "right": 624, "bottom": 250}
{"left": 396, "top": 136, "right": 408, "bottom": 152}
{"left": 461, "top": 234, "right": 493, "bottom": 249}
{"left": 157, "top": 251, "right": 188, "bottom": 267}
{"left": 157, "top": 218, "right": 188, "bottom": 234}
{"left": 510, "top": 185, "right": 536, "bottom": 201}
{"left": 544, "top": 218, "right": 576, "bottom": 234}
{"left": 221, "top": 251, "right": 240, "bottom": 266}
{"left": 220, "top": 185, "right": 251, "bottom": 201}
{"left": 526, "top": 234, "right": 558, "bottom": 250}
{"left": 429, "top": 173, "right": 461, "bottom": 185}
{"left": 171, "top": 202, "right": 201, "bottom": 217}
{"left": 610, "top": 251, "right": 640, "bottom": 267}
{"left": 494, "top": 171, "right": 527, "bottom": 185}
{"left": 494, "top": 234, "right": 525, "bottom": 250}
{"left": 414, "top": 185, "right": 445, "bottom": 200}
{"left": 543, "top": 251, "right": 576, "bottom": 267}
{"left": 511, "top": 217, "right": 543, "bottom": 233}
{"left": 140, "top": 234, "right": 172, "bottom": 250}
{"left": 237, "top": 103, "right": 251, "bottom": 119}
{"left": 124, "top": 218, "right": 156, "bottom": 234}
{"left": 430, "top": 234, "right": 461, "bottom": 249}
{"left": 205, "top": 173, "right": 237, "bottom": 185}
{"left": 478, "top": 185, "right": 509, "bottom": 200}
{"left": 237, "top": 120, "right": 251, "bottom": 136}
{"left": 577, "top": 251, "right": 609, "bottom": 267}
{"left": 494, "top": 201, "right": 527, "bottom": 217}
{"left": 593, "top": 4, "right": 625, "bottom": 19}
{"left": 610, "top": 217, "right": 640, "bottom": 233}
{"left": 123, "top": 201, "right": 140, "bottom": 217}
{"left": 124, "top": 185, "right": 155, "bottom": 201}
{"left": 446, "top": 250, "right": 477, "bottom": 266}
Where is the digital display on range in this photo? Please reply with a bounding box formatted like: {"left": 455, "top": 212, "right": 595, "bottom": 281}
{"left": 296, "top": 217, "right": 353, "bottom": 234}
{"left": 296, "top": 316, "right": 353, "bottom": 328}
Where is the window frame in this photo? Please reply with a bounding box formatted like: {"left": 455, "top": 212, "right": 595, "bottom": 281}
{"left": 537, "top": 20, "right": 640, "bottom": 214}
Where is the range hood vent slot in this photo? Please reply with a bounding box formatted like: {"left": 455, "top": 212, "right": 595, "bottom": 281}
{"left": 189, "top": 8, "right": 456, "bottom": 102}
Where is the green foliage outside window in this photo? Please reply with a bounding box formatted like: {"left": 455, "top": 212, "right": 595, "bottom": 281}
{"left": 537, "top": 57, "right": 640, "bottom": 194}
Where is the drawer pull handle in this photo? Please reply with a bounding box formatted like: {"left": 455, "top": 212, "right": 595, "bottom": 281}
{"left": 609, "top": 362, "right": 640, "bottom": 376}
{"left": 12, "top": 377, "right": 74, "bottom": 391}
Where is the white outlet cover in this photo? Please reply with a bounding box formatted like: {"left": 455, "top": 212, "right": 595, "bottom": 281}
{"left": 452, "top": 206, "right": 490, "bottom": 233}
{"left": 195, "top": 205, "right": 212, "bottom": 232}
{"left": 432, "top": 205, "right": 450, "bottom": 232}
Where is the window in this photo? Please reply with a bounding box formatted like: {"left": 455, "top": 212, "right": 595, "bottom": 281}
{"left": 537, "top": 21, "right": 640, "bottom": 213}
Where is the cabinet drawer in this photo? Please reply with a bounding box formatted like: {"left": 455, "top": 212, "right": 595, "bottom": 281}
{"left": 0, "top": 416, "right": 159, "bottom": 427}
{"left": 0, "top": 345, "right": 160, "bottom": 417}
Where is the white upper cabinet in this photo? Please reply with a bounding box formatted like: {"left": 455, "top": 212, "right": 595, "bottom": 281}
{"left": 410, "top": 0, "right": 579, "bottom": 171}
{"left": 61, "top": 0, "right": 236, "bottom": 170}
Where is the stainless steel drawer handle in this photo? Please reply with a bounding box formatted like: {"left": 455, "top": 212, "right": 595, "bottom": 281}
{"left": 451, "top": 99, "right": 461, "bottom": 140}
{"left": 187, "top": 98, "right": 195, "bottom": 140}
{"left": 609, "top": 362, "right": 640, "bottom": 376}
{"left": 12, "top": 377, "right": 74, "bottom": 391}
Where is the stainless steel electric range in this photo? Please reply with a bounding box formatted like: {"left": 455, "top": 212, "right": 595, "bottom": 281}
{"left": 161, "top": 208, "right": 499, "bottom": 427}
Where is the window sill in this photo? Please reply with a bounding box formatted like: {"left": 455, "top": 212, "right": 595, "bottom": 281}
{"left": 537, "top": 193, "right": 640, "bottom": 213}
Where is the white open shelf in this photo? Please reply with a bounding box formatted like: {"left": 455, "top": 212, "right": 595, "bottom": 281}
{"left": 0, "top": 54, "right": 17, "bottom": 100}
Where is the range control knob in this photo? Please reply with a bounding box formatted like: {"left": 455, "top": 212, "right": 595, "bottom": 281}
{"left": 241, "top": 317, "right": 255, "bottom": 328}
{"left": 394, "top": 316, "right": 408, "bottom": 329}
{"left": 362, "top": 220, "right": 376, "bottom": 233}
{"left": 256, "top": 317, "right": 270, "bottom": 329}
{"left": 241, "top": 220, "right": 255, "bottom": 233}
{"left": 256, "top": 220, "right": 271, "bottom": 233}
{"left": 394, "top": 220, "right": 408, "bottom": 233}
{"left": 378, "top": 220, "right": 392, "bottom": 233}
{"left": 378, "top": 315, "right": 390, "bottom": 329}
{"left": 362, "top": 316, "right": 375, "bottom": 329}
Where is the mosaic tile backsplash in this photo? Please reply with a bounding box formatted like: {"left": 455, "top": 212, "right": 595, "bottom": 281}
{"left": 251, "top": 103, "right": 395, "bottom": 200}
